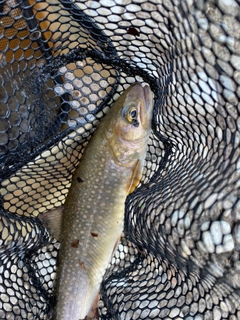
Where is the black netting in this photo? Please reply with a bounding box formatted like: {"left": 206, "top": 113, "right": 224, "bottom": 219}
{"left": 0, "top": 0, "right": 240, "bottom": 319}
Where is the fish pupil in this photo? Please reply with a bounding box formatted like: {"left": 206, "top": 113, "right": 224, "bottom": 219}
{"left": 130, "top": 109, "right": 137, "bottom": 119}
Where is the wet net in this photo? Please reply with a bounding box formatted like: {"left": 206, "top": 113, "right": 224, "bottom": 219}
{"left": 0, "top": 0, "right": 240, "bottom": 319}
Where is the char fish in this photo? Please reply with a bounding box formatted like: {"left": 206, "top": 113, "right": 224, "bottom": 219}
{"left": 54, "top": 83, "right": 154, "bottom": 319}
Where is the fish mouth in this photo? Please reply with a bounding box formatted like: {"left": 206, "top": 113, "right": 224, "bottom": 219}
{"left": 139, "top": 84, "right": 154, "bottom": 125}
{"left": 143, "top": 85, "right": 154, "bottom": 111}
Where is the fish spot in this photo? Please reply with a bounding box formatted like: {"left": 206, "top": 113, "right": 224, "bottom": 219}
{"left": 76, "top": 176, "right": 84, "bottom": 183}
{"left": 79, "top": 260, "right": 86, "bottom": 270}
{"left": 91, "top": 232, "right": 98, "bottom": 238}
{"left": 71, "top": 239, "right": 79, "bottom": 248}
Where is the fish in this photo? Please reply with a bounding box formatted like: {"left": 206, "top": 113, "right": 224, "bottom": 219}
{"left": 53, "top": 83, "right": 154, "bottom": 320}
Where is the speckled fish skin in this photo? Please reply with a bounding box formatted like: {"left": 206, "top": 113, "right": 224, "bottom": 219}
{"left": 54, "top": 83, "right": 154, "bottom": 320}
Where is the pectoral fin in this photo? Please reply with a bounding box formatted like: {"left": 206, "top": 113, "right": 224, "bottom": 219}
{"left": 127, "top": 159, "right": 143, "bottom": 195}
{"left": 39, "top": 206, "right": 64, "bottom": 240}
{"left": 84, "top": 293, "right": 99, "bottom": 320}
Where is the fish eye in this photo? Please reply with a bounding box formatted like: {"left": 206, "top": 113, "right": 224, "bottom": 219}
{"left": 129, "top": 109, "right": 137, "bottom": 119}
{"left": 124, "top": 107, "right": 137, "bottom": 123}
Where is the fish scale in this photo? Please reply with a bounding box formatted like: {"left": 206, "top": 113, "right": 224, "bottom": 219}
{"left": 53, "top": 83, "right": 154, "bottom": 319}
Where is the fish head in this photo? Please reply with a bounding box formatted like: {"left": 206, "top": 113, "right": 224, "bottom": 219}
{"left": 105, "top": 83, "right": 154, "bottom": 166}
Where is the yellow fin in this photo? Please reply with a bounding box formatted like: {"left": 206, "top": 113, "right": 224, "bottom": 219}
{"left": 127, "top": 160, "right": 143, "bottom": 195}
{"left": 39, "top": 206, "right": 64, "bottom": 240}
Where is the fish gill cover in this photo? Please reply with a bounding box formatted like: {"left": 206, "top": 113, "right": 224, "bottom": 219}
{"left": 0, "top": 0, "right": 240, "bottom": 319}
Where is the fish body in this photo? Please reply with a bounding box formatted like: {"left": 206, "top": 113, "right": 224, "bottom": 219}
{"left": 54, "top": 83, "right": 154, "bottom": 319}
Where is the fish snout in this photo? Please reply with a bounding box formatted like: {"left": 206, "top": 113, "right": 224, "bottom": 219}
{"left": 143, "top": 85, "right": 154, "bottom": 113}
{"left": 139, "top": 84, "right": 154, "bottom": 129}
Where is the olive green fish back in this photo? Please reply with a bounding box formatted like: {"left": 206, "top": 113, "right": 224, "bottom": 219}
{"left": 0, "top": 0, "right": 240, "bottom": 319}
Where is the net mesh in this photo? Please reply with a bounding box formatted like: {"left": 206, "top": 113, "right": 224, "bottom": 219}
{"left": 0, "top": 0, "right": 240, "bottom": 319}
